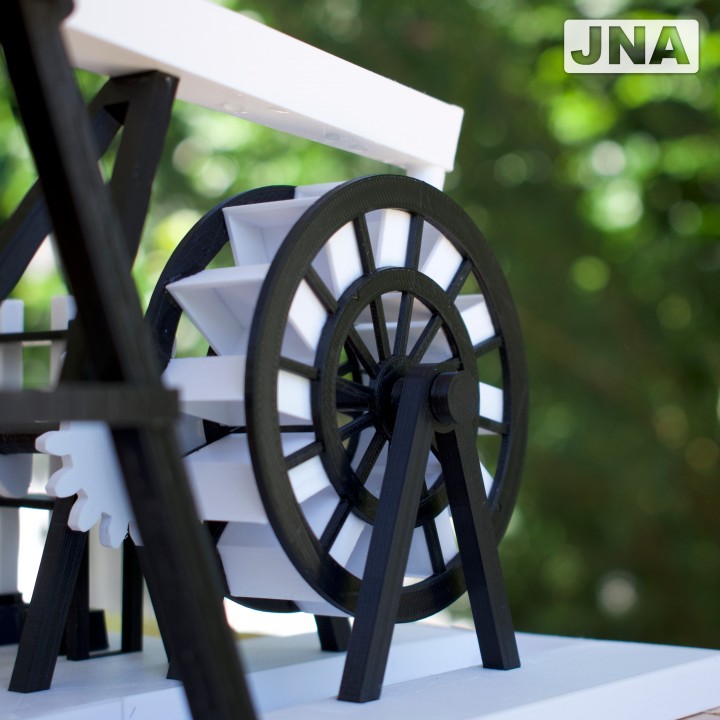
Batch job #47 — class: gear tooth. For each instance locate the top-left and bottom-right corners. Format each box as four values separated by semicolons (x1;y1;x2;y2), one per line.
36;430;69;456
46;467;81;498
68;495;100;533
100;513;127;549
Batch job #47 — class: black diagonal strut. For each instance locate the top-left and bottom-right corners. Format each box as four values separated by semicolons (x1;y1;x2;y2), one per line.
1;1;256;717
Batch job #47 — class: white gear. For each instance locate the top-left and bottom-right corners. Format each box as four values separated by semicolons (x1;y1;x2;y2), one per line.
37;422;141;548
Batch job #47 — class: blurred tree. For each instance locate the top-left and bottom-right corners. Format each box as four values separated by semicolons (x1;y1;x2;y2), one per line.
1;0;718;647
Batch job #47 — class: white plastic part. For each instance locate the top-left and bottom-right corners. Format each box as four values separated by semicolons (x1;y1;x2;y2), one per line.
312;222;363;298
62;0;463;185
375;209;411;268
163;355;246;425
287;455;332;504
479;382;504;425
224;197;318;267
0;300;32;499
420;235;463;291
167;265;268;356
50;296;77;384
457;295;495;346
217;522;338;612
184;434;267;523
37;422;139;548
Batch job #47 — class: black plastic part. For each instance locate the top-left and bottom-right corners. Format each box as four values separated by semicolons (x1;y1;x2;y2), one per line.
121;540;143;653
339;370;437;702
0;593;25;646
1;2;255;717
436;424;520;670
315;616;351;652
339;369;519;702
245;175;528;622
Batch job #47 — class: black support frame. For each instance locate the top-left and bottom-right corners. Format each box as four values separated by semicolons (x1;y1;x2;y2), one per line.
0;1;256;717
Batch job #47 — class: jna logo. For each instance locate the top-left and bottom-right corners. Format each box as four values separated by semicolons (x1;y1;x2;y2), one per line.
564;20;699;74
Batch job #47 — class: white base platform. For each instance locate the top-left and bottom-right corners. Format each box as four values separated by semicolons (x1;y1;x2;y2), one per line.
1;625;719;719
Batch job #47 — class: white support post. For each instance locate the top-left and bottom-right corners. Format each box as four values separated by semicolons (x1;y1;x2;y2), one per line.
0;300;31;596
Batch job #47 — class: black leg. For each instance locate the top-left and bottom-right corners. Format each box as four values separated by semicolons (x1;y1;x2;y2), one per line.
9;499;87;692
121;539;144;653
436;423;520;670
338;370;436;703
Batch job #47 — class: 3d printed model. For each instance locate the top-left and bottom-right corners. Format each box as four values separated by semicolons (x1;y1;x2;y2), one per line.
0;0;528;717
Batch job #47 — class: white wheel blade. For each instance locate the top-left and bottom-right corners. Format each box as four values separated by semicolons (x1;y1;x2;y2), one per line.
314;222;363;297
287;455;331;503
277;370;312;423
329;512;366;566
218;522;334;607
479;381;504;425
345;525;372;577
375;209;411;268
436;508;458;563
0;299;32;498
285;279;328;359
167;265;268;356
223;196;317;267
457;294;495;346
163;355;246;425
174;413;206;455
420;235;462;290
480;461;494;495
406;526;432;577
301;486;342;538
185;435;265;523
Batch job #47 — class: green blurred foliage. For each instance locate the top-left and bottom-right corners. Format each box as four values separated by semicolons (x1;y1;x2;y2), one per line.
2;0;719;647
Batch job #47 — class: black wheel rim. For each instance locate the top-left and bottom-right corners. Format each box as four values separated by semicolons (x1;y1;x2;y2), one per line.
246;175;528;621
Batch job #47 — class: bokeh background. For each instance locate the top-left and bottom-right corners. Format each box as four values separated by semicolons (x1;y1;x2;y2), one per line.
1;0;718;647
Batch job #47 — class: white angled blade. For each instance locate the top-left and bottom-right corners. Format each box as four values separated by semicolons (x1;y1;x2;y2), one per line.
223;196;317;266
287;454;332;503
184;434;266;523
420;235;462;290
457;294;495;346
285;279;328;361
277;370;312;423
313;222;363;297
163;355;246;425
329;512;366;566
0;300;32;498
345;524;372;577
480;461;494;495
218;522;335;609
167;264;268;356
479;381;504;424
375;209;411;268
301;486;342;538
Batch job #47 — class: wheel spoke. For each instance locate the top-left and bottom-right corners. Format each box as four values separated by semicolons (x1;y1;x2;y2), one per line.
408;313;443;362
305;265;339;313
336;377;373;413
286;440;324;470
320;500;351;549
346;328;379;377
339;413;374;441
446;258;473;303
279;356;319;380
393;292;414;356
354;214;376;274
477;415;508;435
423;519;447;574
355;431;386;484
474;335;503;357
405;214;423;270
369;297;391;361
279;424;316;433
